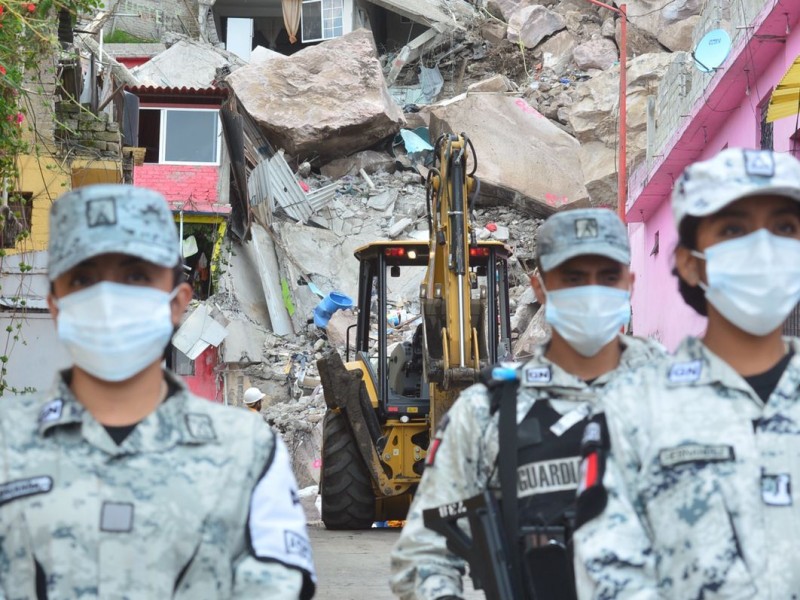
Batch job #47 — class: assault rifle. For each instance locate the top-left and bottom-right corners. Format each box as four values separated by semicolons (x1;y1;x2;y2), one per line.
423;491;577;600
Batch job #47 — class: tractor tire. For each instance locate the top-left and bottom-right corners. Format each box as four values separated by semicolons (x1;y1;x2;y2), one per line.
321;409;376;530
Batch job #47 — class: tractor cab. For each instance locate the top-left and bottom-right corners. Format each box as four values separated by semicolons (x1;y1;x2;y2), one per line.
345;240;513;423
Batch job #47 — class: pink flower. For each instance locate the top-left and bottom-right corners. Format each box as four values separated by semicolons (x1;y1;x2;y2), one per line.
15;113;24;124
26;3;36;12
0;65;5;76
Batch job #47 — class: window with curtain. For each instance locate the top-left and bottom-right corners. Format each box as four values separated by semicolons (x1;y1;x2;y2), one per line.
301;0;344;43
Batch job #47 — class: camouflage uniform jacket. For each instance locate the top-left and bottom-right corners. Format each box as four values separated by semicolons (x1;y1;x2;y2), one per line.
574;336;800;599
0;371;316;599
389;335;664;600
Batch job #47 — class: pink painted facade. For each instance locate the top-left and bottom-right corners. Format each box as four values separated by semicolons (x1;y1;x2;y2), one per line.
183;346;222;402
627;2;800;350
133;163;229;214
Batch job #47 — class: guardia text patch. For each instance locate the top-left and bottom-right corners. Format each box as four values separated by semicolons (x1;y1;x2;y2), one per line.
659;444;734;467
517;456;581;498
0;476;53;506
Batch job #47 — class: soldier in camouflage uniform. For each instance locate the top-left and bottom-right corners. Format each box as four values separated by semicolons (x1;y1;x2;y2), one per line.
389;209;664;600
0;185;315;599
573;148;800;598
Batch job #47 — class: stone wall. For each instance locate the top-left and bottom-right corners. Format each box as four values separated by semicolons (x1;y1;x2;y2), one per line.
55;103;122;157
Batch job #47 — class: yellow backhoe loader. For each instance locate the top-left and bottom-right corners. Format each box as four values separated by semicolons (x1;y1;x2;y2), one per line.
317;133;513;528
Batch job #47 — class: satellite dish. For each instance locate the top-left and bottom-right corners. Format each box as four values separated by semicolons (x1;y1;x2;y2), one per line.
693;29;732;73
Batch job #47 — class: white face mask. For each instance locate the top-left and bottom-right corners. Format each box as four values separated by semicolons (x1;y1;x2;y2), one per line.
693;229;800;336
542;283;631;357
56;281;178;382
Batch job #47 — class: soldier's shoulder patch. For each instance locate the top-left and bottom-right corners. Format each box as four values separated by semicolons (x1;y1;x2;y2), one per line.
185;413;217;442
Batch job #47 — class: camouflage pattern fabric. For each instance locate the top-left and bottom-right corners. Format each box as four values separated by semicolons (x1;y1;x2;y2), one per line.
0;370;315;599
574;336;800;599
389;335;664;600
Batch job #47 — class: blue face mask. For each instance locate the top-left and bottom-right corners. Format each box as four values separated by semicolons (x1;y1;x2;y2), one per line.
56;281;178;382
543;284;631;357
692;229;800;335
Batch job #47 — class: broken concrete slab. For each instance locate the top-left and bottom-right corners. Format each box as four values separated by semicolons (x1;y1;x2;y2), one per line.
363;0;469;29
221;319;268;364
467;74;517;93
507;5;566;49
321;150;397;180
227;29;405;161
367;189;399;211
132;38;244;88
388;217;413;238
428;93;588;218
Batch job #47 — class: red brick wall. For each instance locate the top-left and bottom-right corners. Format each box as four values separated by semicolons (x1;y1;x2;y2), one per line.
134;164;220;210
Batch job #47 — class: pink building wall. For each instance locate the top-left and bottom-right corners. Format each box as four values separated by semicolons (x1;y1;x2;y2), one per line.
630;9;800;349
133;164;223;212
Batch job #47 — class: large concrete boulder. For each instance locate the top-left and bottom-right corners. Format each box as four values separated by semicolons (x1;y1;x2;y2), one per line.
227;29;405;160
539;31;578;74
487;0;555;21
507;5;566;49
657;15;701;51
428;93;588;218
566;52;680;203
573;38;618;70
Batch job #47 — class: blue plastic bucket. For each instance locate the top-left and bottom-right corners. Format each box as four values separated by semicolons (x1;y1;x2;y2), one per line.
313;291;354;328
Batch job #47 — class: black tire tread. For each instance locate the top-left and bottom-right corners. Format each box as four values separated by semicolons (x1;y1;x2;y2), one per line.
321;410;376;530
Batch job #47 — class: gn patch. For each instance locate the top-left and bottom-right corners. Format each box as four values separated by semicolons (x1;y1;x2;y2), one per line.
659;444;734;467
524;366;552;385
0;476;53;507
39;399;63;424
667;360;702;384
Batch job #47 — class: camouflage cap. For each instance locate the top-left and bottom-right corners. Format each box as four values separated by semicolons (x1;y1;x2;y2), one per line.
48;184;180;281
672;148;800;230
535;208;630;272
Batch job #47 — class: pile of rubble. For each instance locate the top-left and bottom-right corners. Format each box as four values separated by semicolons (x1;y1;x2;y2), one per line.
105;0;708;493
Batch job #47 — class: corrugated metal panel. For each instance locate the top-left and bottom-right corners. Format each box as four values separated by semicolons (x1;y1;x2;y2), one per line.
247;151;338;224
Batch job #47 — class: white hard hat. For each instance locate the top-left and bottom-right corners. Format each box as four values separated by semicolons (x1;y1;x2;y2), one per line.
243;387;266;405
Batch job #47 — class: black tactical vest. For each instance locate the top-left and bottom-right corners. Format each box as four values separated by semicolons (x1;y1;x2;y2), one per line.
515;397;587;531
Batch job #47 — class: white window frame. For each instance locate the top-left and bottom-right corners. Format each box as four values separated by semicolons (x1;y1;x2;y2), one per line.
147;107;222;166
301;0;344;43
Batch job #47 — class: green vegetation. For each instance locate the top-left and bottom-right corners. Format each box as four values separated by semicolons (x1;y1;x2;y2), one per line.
103;29;157;44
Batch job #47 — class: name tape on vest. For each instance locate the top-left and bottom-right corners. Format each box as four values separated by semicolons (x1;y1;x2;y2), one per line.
518;456;582;498
659;444;734;467
667;360;702;383
0;476;53;506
